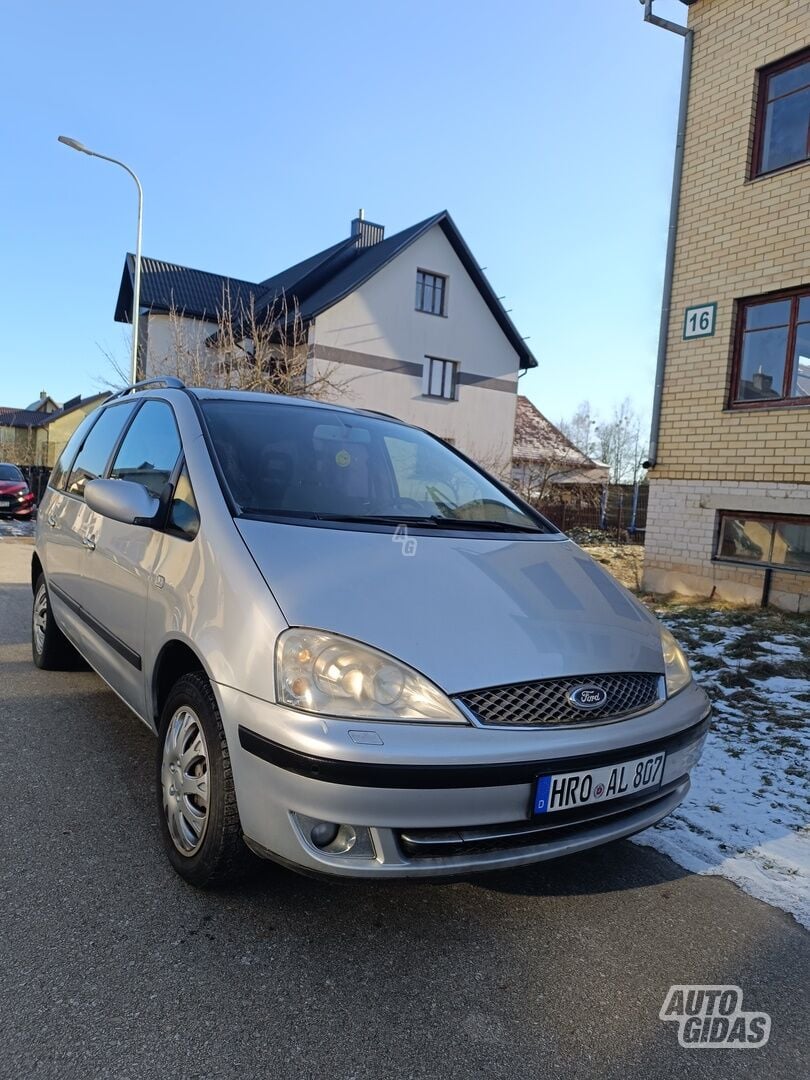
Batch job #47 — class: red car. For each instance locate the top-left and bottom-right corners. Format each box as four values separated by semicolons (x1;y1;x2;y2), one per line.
0;463;35;519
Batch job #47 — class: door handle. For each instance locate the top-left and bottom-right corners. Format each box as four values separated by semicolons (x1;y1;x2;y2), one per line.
82;535;96;551
47;513;57;528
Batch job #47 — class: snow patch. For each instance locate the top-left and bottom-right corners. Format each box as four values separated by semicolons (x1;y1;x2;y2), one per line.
632;611;810;930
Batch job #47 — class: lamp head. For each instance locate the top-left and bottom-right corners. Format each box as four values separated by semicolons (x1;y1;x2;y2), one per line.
58;135;92;155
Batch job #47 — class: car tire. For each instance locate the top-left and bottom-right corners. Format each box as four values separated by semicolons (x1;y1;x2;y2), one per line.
32;573;86;670
156;671;254;887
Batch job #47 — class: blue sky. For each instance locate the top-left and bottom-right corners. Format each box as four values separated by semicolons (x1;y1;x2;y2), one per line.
0;0;689;424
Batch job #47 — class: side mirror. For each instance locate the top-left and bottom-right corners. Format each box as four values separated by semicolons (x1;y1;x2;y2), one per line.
85;478;161;526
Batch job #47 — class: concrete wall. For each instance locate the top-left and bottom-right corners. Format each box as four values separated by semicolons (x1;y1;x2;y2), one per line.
310;224;520;471
644;0;810;608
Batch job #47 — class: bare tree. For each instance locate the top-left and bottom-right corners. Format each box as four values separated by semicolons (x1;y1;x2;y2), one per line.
164;288;351;400
11;424;41;467
558;400;598;459
594;398;647;485
100;287;353;401
511;451;603;504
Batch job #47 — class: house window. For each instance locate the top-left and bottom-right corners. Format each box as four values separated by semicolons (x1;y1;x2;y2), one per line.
416;270;447;316
731;288;810;406
753;48;810;177
423;357;458;400
715;512;810;573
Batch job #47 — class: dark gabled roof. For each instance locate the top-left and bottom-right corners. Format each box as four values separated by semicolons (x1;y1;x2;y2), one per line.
114;212;537;369
253;237;356;309
114;255;258;323
0;392;109;429
293;215;442;322
0;407;50;428
295;213;537;368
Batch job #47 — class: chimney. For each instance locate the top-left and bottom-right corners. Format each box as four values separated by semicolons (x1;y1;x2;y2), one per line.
351;208;384;248
39;390;47;400
752;370;774;394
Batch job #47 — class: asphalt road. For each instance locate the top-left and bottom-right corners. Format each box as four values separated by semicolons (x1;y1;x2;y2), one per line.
1;541;807;1080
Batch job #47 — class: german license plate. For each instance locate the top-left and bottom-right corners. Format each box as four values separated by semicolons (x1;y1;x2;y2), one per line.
534;751;666;814
0;500;9;508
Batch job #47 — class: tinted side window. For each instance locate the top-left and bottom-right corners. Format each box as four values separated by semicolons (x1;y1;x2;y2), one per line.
110;401;181;498
49;411;100;491
66;403;138;498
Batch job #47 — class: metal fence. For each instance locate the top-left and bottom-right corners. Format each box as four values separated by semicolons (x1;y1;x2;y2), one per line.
537;483;648;543
17;465;52;503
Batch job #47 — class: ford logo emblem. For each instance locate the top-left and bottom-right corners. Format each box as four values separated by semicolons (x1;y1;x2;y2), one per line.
567;684;608;711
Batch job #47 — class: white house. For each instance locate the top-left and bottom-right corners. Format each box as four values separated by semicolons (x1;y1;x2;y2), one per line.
114;211;537;470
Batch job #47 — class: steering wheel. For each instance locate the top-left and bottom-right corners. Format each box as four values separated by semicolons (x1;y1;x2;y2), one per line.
391;498;425;515
425;484;459;516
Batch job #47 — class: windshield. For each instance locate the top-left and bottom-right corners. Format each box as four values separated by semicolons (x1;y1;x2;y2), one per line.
201;400;549;533
0;465;24;482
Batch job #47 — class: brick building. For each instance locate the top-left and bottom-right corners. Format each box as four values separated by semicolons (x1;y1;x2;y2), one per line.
643;0;810;611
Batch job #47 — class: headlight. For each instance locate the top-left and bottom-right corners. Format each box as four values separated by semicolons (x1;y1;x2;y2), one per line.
660;626;692;697
275;628;467;723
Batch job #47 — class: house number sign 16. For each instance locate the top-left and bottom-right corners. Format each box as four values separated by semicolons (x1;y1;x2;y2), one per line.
683;303;717;340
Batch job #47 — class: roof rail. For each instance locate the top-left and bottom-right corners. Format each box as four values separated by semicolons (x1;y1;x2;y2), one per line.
108;376;186;401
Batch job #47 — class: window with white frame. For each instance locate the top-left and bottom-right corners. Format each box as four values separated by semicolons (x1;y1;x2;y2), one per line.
715;512;810;572
415;270;447;316
423;357;459;400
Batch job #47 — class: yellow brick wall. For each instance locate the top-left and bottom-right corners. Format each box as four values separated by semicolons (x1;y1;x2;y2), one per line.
655;0;810;483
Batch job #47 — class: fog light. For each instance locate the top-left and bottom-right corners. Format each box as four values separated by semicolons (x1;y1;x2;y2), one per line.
293;814;376;858
310;821;340;848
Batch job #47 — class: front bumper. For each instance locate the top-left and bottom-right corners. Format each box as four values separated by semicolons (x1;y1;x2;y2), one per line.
0;493;35;517
216;680;710;879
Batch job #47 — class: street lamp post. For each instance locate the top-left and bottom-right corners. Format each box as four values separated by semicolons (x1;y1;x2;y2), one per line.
58;136;144;384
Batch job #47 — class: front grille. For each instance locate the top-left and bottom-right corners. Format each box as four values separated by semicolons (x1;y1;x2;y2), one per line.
456;672;662;728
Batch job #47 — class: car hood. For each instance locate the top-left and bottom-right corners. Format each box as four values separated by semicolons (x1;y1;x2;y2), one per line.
236;520;665;694
0;481;26;495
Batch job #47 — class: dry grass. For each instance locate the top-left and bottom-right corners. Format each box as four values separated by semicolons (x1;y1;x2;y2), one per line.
579;542;645;592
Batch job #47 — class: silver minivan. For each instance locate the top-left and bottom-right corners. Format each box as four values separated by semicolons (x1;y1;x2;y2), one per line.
32;379;710;886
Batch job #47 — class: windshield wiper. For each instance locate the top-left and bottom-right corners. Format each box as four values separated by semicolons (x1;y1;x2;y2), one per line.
240;507;320;519
318;513;540;533
315;513;443;527
428;517;541;533
239;509;541;533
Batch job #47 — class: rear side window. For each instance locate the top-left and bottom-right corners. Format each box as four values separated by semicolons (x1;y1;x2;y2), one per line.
66;403;137;498
49;411;100;491
110;401;181;498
